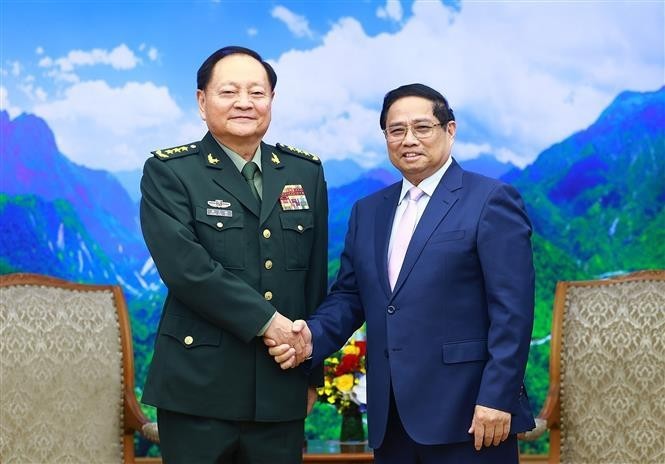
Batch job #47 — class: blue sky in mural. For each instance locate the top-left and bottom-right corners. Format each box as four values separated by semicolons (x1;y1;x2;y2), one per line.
1;0;663;172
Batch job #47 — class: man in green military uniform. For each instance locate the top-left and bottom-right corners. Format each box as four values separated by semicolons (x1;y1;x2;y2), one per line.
140;46;327;463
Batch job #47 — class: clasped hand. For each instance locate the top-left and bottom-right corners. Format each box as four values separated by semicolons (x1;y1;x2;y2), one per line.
262;315;311;369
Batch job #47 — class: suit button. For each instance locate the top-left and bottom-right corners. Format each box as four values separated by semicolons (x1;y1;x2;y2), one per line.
264;291;273;301
216;222;223;229
184;336;194;346
387;305;396;314
297;224;304;232
263;229;271;239
264;260;273;270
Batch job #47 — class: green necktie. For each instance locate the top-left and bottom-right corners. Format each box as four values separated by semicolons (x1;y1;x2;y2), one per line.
241;161;261;203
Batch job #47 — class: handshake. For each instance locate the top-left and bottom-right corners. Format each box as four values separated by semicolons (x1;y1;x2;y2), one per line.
262;312;313;369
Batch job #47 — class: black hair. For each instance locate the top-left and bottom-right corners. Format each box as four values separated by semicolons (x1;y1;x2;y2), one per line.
196;46;277;91
379;83;455;129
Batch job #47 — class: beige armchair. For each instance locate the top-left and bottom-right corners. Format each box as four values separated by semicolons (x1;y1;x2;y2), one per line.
520;270;665;463
0;273;158;463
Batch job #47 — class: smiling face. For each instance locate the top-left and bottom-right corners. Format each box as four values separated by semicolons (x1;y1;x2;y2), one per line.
385;96;456;186
196;53;273;155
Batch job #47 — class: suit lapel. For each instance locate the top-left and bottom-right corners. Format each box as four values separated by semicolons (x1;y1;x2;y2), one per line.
391;161;464;297
259;143;287;226
375;182;402;298
201;133;260;218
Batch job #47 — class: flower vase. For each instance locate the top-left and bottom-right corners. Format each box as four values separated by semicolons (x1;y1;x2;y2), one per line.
339;403;365;452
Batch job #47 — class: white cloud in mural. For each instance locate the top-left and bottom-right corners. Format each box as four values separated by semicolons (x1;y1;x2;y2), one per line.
32;80;202;171
10;61;22;76
376;0;403;23
17;75;48;103
33;87;47;102
0;86;22;118
40;44;140;73
271;5;314;38
140;43;159;61
268;0;663;167
38;56;53;67
453;142;492;161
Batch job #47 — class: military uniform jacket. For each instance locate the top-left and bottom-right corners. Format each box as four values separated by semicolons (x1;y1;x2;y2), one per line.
140;132;327;422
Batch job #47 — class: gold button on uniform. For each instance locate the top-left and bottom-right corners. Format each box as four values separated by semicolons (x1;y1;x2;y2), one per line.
263;229;271;239
264;291;273;301
297;225;304;232
264;260;273;270
216;222;224;229
184;336;194;346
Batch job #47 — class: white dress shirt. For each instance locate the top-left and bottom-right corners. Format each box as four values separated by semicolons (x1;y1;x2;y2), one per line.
387;156;454;259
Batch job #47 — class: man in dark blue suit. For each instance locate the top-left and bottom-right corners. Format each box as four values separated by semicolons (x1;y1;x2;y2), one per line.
267;83;535;463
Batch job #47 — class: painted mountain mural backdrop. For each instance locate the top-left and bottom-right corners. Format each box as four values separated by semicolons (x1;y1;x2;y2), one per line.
1;87;663;454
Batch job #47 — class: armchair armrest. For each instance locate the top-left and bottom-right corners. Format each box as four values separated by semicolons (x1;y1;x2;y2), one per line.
124;388;159;443
141;422;160;443
519;418;548;441
518;383;560;442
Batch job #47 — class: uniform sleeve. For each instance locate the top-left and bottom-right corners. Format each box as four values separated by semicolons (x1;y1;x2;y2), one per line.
475;183;535;413
304;164;328;386
140;157;275;342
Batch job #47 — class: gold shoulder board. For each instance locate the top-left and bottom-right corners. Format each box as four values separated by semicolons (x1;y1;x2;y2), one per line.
151;143;199;161
275;143;321;164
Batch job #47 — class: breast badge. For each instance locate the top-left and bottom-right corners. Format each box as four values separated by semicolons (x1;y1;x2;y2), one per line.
279;185;309;210
206;200;232;217
207;200;231;208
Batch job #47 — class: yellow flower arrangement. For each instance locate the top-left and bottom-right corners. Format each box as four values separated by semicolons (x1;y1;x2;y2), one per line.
317;339;367;414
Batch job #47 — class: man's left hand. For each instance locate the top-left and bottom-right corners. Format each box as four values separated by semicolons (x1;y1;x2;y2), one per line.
467;404;511;450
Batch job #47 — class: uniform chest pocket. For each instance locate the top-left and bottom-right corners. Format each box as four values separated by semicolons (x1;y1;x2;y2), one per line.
280;212;314;270
195;206;245;269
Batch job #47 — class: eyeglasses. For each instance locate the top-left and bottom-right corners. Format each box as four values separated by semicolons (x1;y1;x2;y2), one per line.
383;121;446;142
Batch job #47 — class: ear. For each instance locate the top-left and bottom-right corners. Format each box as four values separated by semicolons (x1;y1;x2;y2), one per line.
447;120;457;138
196;89;206;121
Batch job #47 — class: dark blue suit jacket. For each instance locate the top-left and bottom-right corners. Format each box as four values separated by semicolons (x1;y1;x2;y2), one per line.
308;160;535;448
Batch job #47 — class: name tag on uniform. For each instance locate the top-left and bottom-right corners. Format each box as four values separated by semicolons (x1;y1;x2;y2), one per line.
280;184;309;210
207;208;233;217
